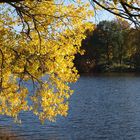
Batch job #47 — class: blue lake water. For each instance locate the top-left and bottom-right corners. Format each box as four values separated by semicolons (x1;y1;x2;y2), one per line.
1;73;140;140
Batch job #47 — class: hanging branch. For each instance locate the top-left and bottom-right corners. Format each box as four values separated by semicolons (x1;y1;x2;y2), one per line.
90;0;140;28
0;0;23;2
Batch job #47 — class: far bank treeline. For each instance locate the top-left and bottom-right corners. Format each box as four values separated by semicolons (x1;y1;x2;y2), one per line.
74;19;140;73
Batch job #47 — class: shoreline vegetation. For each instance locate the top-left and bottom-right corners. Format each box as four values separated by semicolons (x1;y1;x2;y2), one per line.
76;62;140;74
75;62;140;75
78;71;140;77
74;19;140;74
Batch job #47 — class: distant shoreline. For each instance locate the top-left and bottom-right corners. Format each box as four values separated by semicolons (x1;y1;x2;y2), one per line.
77;67;140;74
79;71;140;77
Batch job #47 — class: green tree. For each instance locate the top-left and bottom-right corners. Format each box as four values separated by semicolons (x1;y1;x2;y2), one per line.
128;29;140;70
74;19;132;72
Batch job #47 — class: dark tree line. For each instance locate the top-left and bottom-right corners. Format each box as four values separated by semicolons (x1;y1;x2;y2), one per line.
74;19;140;73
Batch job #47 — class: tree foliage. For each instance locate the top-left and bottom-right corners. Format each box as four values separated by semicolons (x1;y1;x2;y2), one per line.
0;0;139;123
0;0;93;123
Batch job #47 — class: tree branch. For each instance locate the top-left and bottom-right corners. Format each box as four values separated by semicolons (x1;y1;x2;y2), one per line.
0;0;23;2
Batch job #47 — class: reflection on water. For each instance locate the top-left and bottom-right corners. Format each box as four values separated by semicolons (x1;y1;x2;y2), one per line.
1;73;140;140
0;127;22;140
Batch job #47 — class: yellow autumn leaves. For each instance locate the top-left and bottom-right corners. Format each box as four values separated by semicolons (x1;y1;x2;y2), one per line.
0;0;94;123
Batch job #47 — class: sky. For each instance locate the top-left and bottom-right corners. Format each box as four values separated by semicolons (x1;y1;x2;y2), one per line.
92;10;115;23
87;1;115;24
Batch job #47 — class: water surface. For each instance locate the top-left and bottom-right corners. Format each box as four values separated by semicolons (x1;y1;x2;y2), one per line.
1;73;140;140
